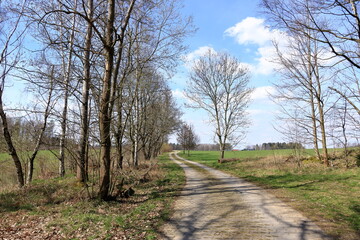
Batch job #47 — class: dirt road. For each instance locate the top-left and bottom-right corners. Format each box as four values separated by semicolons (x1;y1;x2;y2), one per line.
160;152;331;240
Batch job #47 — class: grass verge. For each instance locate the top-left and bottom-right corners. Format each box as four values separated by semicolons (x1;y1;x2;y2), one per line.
179;150;360;240
0;153;185;239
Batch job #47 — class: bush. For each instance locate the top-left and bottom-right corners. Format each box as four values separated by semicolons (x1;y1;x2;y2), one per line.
355;153;360;167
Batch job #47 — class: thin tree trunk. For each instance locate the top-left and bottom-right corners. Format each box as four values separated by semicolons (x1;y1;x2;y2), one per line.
115;115;124;169
27;68;54;183
59;0;77;177
315;64;329;166
0;0;26;187
306;36;321;161
318;108;329;166
0;95;24;187
78;0;93;183
112;0;136;169
310;91;321;160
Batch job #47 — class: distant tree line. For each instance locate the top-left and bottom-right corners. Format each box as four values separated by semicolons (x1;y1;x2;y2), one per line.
170;143;233;151
245;142;304;151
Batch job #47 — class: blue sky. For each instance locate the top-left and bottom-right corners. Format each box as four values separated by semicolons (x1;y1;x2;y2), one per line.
169;0;285;147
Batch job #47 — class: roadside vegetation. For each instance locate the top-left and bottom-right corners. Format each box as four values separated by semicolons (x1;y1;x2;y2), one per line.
178;150;360;240
0;153;184;239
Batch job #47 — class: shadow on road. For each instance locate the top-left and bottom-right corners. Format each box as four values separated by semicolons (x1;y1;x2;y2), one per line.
159;152;332;240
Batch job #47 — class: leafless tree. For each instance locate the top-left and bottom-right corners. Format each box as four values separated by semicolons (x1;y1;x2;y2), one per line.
177;123;199;156
0;0;28;187
185;50;252;159
77;0;93;183
262;0;332;165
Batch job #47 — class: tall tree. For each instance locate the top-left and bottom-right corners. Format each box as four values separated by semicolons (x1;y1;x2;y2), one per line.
185;50;252;159
98;0;136;200
77;0;93;183
0;0;27;187
262;0;334;165
57;0;78;178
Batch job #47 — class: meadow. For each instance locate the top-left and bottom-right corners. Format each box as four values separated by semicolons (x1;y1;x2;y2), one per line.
178;149;360;240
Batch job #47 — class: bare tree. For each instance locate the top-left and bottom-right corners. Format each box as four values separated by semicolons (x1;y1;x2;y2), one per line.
185;50;252;159
0;0;27;187
77;0;93;183
177;123;199;156
262;0;360;153
262;0;332;165
58;0;78;178
24;66;56;183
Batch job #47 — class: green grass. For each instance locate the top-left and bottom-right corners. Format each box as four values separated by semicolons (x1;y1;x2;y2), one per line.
178;150;360;240
0;153;185;239
0;150;61;191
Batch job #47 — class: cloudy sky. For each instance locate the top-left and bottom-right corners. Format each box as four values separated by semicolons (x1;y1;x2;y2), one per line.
169;0;285;147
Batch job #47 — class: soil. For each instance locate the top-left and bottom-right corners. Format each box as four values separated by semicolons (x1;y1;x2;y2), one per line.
160;152;332;240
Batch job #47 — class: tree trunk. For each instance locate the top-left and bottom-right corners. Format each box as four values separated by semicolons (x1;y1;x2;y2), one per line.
310;92;321;161
319;110;329;166
0;96;24;187
220;143;225;159
99;0;115;200
59;0;77;177
313;45;329;166
78;0;93;183
306;37;321;162
27;72;53;183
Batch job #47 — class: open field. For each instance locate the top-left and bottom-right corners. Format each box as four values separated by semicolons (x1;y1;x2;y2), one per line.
178;150;360;240
0;153;185;239
0;150;60;191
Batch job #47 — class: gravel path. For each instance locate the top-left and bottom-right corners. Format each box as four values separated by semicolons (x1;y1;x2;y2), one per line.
160;152;331;240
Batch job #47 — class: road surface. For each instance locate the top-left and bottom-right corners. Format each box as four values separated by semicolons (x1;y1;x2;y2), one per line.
160;152;331;240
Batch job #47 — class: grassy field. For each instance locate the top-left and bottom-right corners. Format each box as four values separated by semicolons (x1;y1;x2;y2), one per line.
0;153;185;239
0;150;61;191
178;150;360;240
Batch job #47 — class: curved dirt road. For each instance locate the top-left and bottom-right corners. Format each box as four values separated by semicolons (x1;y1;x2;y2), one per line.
160;152;331;240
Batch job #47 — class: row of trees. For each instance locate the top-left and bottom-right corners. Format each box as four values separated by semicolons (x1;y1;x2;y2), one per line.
170;143;233;151
1;0;193;199
262;0;360;166
246;142;304;151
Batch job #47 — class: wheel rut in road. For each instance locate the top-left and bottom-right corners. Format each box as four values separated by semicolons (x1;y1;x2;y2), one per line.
160;152;331;240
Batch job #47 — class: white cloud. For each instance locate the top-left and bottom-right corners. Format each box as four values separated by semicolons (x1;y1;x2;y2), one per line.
251;86;276;101
225;17;289;75
255;46;279;75
240;62;255;73
183;46;216;64
172;89;186;100
225;17;273;46
225;17;287;47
